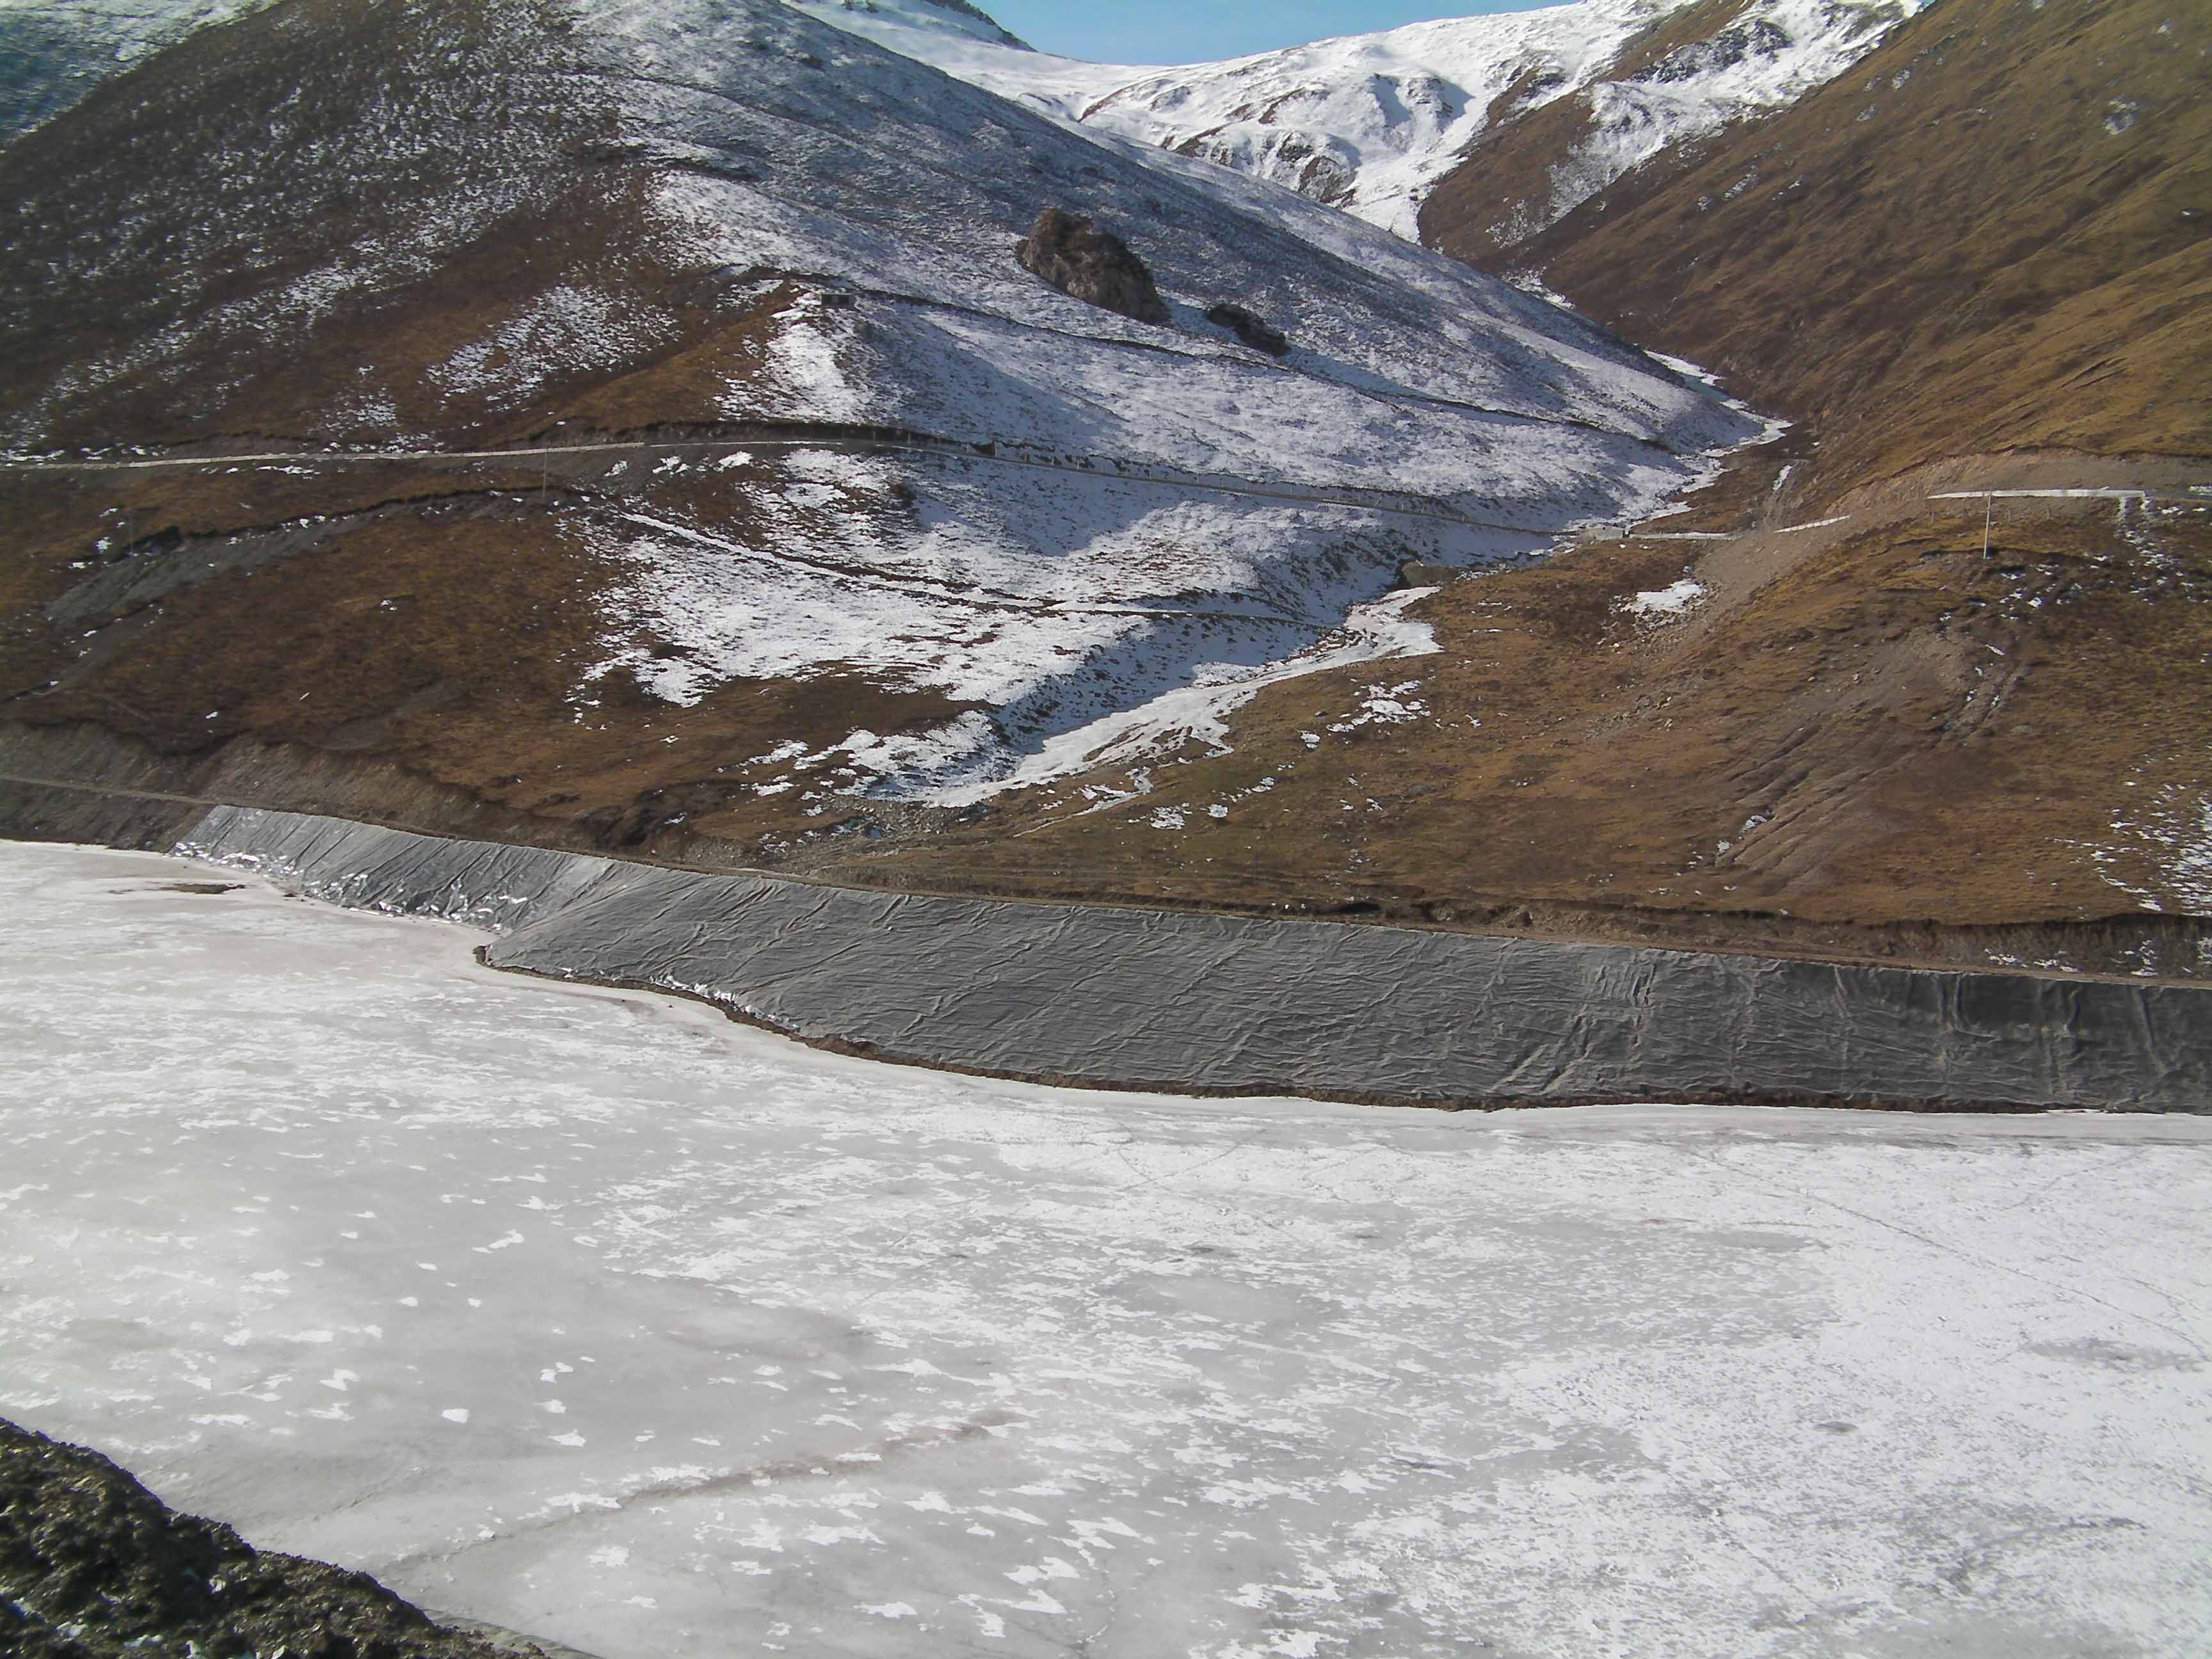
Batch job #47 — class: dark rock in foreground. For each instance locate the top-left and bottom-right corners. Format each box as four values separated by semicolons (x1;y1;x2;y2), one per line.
1016;207;1171;324
0;1416;534;1659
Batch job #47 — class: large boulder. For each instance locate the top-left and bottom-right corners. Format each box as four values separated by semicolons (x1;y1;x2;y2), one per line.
1015;207;1170;325
1205;301;1290;356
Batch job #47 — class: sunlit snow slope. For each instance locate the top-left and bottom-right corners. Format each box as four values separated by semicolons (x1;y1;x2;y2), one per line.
796;0;1934;241
1;0;1757;812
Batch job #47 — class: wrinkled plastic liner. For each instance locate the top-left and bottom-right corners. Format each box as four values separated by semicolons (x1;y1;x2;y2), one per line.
176;805;2211;1112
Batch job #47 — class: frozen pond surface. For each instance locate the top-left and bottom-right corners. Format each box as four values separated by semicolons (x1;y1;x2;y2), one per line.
1;841;2208;1659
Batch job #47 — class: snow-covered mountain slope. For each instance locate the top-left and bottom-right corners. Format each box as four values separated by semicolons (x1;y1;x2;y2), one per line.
2;0;1759;817
0;0;1025;152
8;0;1937;248
796;0;1934;242
0;0;277;143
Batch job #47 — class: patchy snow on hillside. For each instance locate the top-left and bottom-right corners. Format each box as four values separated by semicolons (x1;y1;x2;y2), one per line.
431;285;675;407
798;0;1934;241
574;446;1470;797
2085;781;2212;926
1520;0;1937;240
599;0;1723;445
7;0;1768;807
856;581;1445;806
805;0;1031;49
5;0;584;446
6;844;2210;1659
554;0;1761;799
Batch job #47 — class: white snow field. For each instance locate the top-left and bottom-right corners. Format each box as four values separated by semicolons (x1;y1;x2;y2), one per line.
3;838;2209;1659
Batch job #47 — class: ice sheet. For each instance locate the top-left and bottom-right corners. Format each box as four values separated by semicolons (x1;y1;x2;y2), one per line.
2;840;2209;1659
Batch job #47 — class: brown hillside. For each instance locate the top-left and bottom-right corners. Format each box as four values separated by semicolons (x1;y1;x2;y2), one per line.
840;469;2212;979
3;0;2208;986
1423;0;2212;504
855;0;2212;959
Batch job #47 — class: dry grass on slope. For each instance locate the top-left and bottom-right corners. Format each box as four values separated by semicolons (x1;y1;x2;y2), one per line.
1424;0;2212;505
0;0;804;455
843;488;2212;979
15;455;2207;979
0;455;972;862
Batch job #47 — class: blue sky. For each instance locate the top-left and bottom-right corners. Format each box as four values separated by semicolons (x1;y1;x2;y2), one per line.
982;1;1562;65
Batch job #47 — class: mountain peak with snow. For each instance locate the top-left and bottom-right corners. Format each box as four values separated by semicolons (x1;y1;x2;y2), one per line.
799;0;1936;241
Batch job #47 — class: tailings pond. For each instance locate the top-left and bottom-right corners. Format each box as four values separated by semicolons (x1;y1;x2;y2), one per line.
2;840;2207;1658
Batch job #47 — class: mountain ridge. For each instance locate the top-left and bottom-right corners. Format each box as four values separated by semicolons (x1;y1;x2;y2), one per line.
794;0;1935;240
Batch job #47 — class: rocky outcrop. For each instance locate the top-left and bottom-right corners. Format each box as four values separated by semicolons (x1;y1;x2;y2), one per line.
1015;207;1170;325
1205;303;1290;356
915;0;1030;49
0;1415;534;1659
